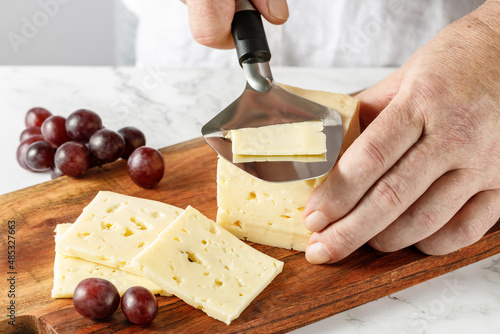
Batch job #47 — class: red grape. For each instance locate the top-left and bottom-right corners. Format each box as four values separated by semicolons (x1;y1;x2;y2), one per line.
89;129;125;164
20;126;42;142
54;141;90;177
41;115;71;148
17;135;45;171
127;147;164;188
25;107;52;128
73;278;120;320
118;127;146;159
25;141;55;172
121;286;158;325
66;109;102;142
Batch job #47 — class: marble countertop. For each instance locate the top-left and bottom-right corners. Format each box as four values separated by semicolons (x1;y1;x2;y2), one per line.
1;66;498;333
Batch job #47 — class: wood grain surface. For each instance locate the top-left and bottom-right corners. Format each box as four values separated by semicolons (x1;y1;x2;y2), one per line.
1;137;499;334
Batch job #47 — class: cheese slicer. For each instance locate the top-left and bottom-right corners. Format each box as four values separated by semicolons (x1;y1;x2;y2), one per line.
201;0;343;182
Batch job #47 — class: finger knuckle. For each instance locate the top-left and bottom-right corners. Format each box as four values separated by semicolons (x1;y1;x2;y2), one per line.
357;137;388;173
370;178;406;212
409;205;442;232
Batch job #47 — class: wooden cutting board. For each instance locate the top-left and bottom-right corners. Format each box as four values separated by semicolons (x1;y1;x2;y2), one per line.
1;137;499;334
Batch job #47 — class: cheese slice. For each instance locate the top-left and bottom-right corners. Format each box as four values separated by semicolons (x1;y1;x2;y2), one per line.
217;84;360;251
52;223;167;298
131;206;284;325
226;120;326;159
232;153;327;163
56;191;183;274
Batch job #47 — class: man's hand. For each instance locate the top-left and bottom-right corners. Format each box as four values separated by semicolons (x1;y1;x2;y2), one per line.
181;0;289;49
303;0;500;264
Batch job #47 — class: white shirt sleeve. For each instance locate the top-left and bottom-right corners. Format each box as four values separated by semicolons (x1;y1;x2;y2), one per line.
127;0;484;68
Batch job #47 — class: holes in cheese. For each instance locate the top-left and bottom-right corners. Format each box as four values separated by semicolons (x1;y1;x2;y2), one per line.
56;191;183;274
52;223;166;298
131;205;283;325
130;217;148;230
123;227;134;237
100;222;114;230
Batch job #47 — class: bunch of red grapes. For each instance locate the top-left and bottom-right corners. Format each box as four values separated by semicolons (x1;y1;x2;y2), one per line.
17;107;165;188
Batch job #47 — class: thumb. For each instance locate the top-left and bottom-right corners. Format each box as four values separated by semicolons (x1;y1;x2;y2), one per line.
252;0;289;25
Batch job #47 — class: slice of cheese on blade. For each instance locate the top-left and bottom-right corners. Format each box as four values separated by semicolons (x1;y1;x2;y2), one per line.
232;153;327;163
226;120;326;159
216;84;360;251
56;191;183;275
278;83;360;157
131;206;284;325
52;223;168;298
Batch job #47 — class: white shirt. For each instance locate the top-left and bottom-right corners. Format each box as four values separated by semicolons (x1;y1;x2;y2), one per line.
123;0;484;68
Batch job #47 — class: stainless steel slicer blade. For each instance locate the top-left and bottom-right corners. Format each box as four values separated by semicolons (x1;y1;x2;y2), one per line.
201;0;343;182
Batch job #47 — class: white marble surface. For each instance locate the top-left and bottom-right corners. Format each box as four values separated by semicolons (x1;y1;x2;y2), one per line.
1;66;499;333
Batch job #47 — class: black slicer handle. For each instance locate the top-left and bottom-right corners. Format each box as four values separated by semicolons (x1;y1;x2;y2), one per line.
231;0;271;66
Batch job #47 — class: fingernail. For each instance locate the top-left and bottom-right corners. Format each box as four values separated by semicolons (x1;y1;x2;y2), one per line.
267;0;289;20
306;242;331;264
304;211;330;232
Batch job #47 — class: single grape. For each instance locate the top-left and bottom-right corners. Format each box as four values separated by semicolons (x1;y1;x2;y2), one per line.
66;109;102;142
118;126;146;159
25;141;55;172
25;107;52;128
20;126;42;142
121;286;158;326
73;278;120;320
88;129;125;164
127;147;164;188
54;142;90;177
16;135;44;171
41;115;71;148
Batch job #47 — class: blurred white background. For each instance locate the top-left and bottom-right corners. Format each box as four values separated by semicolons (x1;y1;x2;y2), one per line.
0;0;136;66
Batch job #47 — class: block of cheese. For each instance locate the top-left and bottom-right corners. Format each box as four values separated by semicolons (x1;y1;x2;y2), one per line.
52;223;167;298
217;84;360;251
131;206;284;325
226;120;326;159
56;191;183;275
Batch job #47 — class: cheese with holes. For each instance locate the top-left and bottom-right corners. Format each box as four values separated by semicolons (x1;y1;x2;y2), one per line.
216;84;360;251
131;206;284;325
226;120;326;159
52;223;166;298
56;191;183;275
